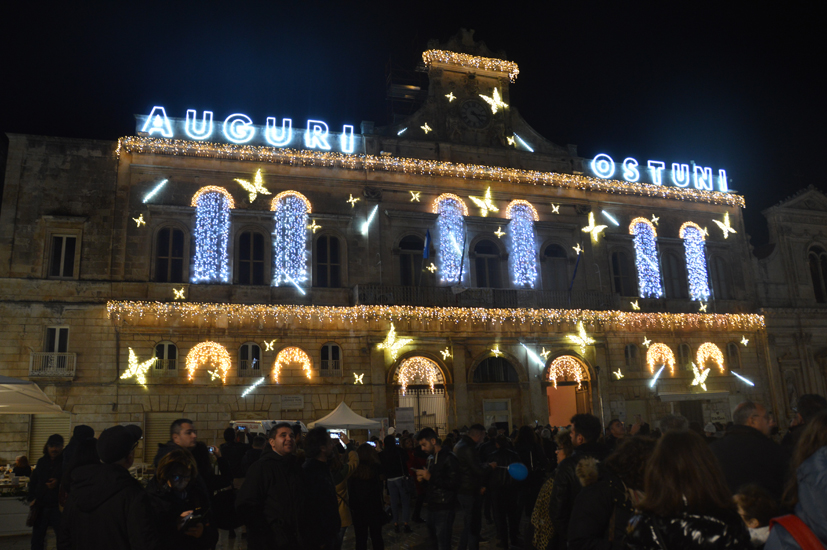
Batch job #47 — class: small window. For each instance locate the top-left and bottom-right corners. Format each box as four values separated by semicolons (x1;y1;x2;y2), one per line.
239;342;261;376
624;344;640;371
612;250;636;296
238;231;266;285
473;357;519;383
474;239;503;288
678;343;693;371
156;227;185;283
808;247;827;303
49;236;77;278
399;235;424;286
315;235;342;288
709;256;730;300
662;251;688;299
154;342;177;370
45;326;69;353
543;244;569;291
727;342;741;370
320;343;342;376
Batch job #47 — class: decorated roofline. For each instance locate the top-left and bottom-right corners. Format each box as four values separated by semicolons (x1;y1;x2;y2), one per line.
422;49;520;82
117;136;745;208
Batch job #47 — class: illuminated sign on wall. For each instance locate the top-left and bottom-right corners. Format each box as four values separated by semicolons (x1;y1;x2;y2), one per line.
589;153;729;193
137;106;361;154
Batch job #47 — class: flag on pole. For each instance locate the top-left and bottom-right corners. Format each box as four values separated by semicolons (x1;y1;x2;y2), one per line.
423;229;431;259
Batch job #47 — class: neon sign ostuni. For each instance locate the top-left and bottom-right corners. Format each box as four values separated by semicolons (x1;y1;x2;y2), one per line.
589;153;729;192
138;106;359;153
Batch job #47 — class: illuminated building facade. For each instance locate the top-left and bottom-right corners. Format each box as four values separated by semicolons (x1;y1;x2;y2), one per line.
0;32;779;461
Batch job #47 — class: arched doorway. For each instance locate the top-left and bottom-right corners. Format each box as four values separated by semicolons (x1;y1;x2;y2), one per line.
392;356;449;436
545;355;592;426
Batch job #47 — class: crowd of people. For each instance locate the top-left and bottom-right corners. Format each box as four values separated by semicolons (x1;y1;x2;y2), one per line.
19;393;827;550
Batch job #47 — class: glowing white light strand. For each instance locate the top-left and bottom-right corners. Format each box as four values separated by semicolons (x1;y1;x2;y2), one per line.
186;341;232;383
435;195;467;283
629;218;663;298
242;376;265;398
272;192;311;286
120;348;157;387
506;201;538;288
184;110;214;140
520;343;546;369
362;205;378;235
601;211;620;226
680;222;711;301
548;356;586;389
649;365;665;388
191;189;232;283
397;357;439;396
273;347;312;382
143;179;168;203
514;133;534;152
732;371;755;386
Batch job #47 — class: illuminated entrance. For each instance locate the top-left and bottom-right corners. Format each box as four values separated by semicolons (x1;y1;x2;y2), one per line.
393;356;449;436
545;355;592;426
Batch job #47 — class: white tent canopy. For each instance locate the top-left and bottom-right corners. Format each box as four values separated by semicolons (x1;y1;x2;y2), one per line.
0;376;64;414
308;401;380;430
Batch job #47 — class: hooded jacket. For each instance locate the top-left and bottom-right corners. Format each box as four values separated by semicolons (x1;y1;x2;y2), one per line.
454;435;489;495
28;453;62;508
624;508;752;550
145;473;217;550
57;463;160;550
709;424;789;501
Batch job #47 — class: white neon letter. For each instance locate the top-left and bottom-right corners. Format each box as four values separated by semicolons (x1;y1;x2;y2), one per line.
718;169;728;192
184;110;214;140
222;113;256;144
647;161;665;185
693;165;713;191
671;163;690;187
141;106;173;138
340;125;355;154
265;117;293;147
622;157;640;182
591;154;615;179
305;120;331;150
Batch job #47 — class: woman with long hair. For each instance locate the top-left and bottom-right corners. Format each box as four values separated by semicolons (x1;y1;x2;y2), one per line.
27;434;63;550
530;429;574;550
625;430;751;549
348;443;385;550
514;425;549;513
765;409;827;549
380;435;413;533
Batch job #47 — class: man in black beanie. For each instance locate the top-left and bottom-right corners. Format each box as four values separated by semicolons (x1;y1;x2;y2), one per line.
58;425;160;550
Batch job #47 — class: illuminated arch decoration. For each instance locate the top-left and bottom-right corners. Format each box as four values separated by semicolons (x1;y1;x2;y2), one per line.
506;200;539;287
696;342;725;373
679;222;711;301
191;187;233;283
434;194;468;283
270;191;312;287
646;343;676;374
396;356;440;396
548;355;588;389
273;346;312;382
186;342;232;383
628;218;663;298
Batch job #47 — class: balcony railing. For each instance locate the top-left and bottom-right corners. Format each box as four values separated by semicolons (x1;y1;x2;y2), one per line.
320;360;341;377
354;285;615;310
153;359;177;371
29;353;76;377
238;359;262;377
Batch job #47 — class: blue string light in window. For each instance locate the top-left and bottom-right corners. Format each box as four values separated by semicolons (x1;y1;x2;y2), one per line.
629;218;663;298
433;194;468;284
680;222;711;301
506;200;539;288
271;191;311;287
191;187;233;283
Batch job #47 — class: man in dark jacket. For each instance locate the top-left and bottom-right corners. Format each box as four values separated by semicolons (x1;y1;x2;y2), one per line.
236;422;303;550
153;418;211;508
298;427;340;550
710;401;789;500
219;426;250;480
780;393;827;453
58;424;159;550
239;435;266;477
29;434;64;550
488;435;524;548
549;414;608;550
416;427;461;550
453;424;496;550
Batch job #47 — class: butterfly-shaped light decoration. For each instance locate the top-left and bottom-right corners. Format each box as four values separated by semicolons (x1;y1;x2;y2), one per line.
491;345;503;357
173;287;186;300
494;227;506;239
441;348;451;360
468;187;499;217
445;92;456;102
581;212;608;241
234;169;271;203
347;194;360;208
692;362;710;391
120;348;157;387
699;302;708;312
426;263;438;273
263;340;276;351
642;337;652;348
410;191;421;202
479;88;508;114
650;215;660;226
567;322;595;355
551;203;560;214
377;323;412;361
613;369;624;380
421;123;433;134
741;336;749;346
353;373;364;385
631;300;640;311
207;369;221;381
506;136;516;146
572;243;583;255
540;347;552;360
712;212;737;239
307;220;322;233
133;214;146;227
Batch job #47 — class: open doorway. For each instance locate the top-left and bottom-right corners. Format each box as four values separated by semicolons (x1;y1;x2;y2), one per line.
545;355;592;426
393;356;449;436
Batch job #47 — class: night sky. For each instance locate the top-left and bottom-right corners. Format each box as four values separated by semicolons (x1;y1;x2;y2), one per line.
2;2;823;245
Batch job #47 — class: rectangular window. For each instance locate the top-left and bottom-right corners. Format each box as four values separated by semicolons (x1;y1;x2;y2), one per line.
49;236;77;278
45;327;69;353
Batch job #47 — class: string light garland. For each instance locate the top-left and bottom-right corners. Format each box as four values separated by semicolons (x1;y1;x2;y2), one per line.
469;187;499;217
646;343;676;374
506;200;538;288
680;222;711;301
732;371;755;386
271;191;311;287
548;356;586;388
422;49;520;82
691;362;710;391
186;341;232;383
435;194;467;284
143;179;168;203
234;169;271;203
377;323;412;361
273;346;312;382
696;342;725;373
629;218;664;298
191;188;232;283
568;322;595;355
650;365;666;388
120;348;157;387
712;212;737;239
173;288;186;300
118;136;745;207
133;214;146;228
353;373;364;384
397;356;439;396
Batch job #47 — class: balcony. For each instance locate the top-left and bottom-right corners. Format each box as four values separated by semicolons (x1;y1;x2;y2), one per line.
29;353;76;378
320;360;342;377
238;360;263;377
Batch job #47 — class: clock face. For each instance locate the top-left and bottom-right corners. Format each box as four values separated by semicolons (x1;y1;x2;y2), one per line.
460;100;490;129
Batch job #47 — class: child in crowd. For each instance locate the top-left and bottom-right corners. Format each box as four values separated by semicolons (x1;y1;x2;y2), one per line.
734;484;779;548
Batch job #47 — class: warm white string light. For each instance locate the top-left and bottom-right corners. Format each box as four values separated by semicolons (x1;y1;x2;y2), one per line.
186;341;232;383
506;200;539;288
646;343;676;374
191;187;232;283
629;218;663;298
271;191;311;287
120;348;157;387
548;355;586;389
397;356;439;396
273;347;312;382
434;194;467;284
696;342;725;373
680;222;711;301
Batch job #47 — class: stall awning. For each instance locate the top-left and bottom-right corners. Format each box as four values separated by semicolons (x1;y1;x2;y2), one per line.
308;402;380;430
0;376;64;414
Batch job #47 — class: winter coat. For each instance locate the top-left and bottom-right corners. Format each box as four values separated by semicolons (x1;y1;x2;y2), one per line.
239;447;263;477
454;435;488;495
348;463;385;525
28;453;62;508
765;446;827;550
425;447;461;509
153;441;212;509
235;446;302;550
219;441;250;478
298;458;341;548
710;424;789;501
145;475;218;550
58;463;160;550
333;451;359;528
625;508;752;550
380;445;408;479
487;447;523;495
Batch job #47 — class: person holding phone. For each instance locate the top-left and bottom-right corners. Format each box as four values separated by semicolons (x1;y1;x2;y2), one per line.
28;434;64;550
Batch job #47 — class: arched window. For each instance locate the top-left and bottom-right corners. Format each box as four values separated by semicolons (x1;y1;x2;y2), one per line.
680;222;711;301
399;235;425;286
727;342;741;370
315;235;341;288
625;344;640;371
473;357;519;383
808;246;827;303
155;227;185;283
611;250;636;296
239;342;261;377
474;239;503;288
628;218;663;298
543;244;569;291
506;200;539;288
320;342;342;376
662;251;688;299
709;256;730;300
237;231;266;285
678;343;693;371
271;191;311;287
154;341;177;371
191;187;233;283
434;194;467;284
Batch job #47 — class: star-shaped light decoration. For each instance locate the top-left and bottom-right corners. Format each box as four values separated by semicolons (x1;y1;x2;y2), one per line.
702;227;710;237
494;226;506;239
421;123;433;134
207;369;221;381
642;337;652;348
712;212;737;239
410;191;421;202
426;263;438;273
573;243;583;255
491;345;503;357
741;336;749;346
631;300;640;311
567;322;595;355
120;348;157;387
613;369;624;380
173;287;186;300
506;136;516;146
440;348;452;360
468;187;499;217
582;212;608;242
133;214;146;227
347;194;360;208
445;92;456;102
263;339;276;351
479;88;508;114
307;220;322;234
691;362;710;391
234;169;271;203
699;302;708;312
650;215;660;226
377;323;412;361
540;348;552;360
353;373;364;385
551;203;560;214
